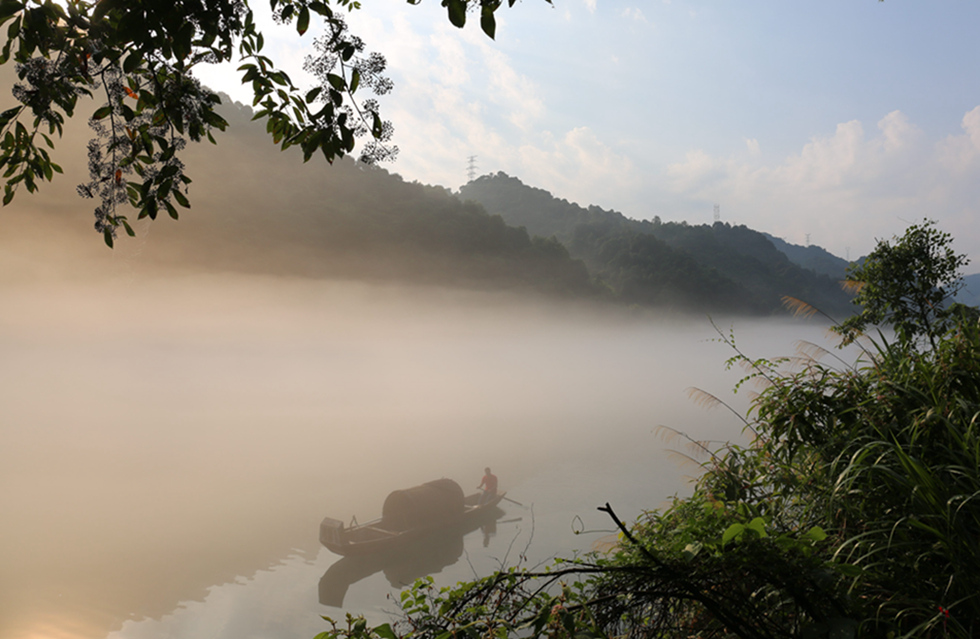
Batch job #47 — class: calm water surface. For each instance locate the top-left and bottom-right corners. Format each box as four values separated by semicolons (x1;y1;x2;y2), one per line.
1;273;841;639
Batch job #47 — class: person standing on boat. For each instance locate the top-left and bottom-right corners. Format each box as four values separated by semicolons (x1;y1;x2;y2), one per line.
478;467;498;505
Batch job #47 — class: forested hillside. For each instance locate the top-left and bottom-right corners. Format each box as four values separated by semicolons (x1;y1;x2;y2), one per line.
762;233;850;280
7;86;855;316
958;273;980;307
144;102;602;297
5;95;595;299
460;173;855;317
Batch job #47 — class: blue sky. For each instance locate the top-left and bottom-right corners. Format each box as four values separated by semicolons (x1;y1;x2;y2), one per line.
200;1;980;267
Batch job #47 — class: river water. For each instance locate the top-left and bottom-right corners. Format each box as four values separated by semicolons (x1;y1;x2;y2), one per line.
0;267;843;639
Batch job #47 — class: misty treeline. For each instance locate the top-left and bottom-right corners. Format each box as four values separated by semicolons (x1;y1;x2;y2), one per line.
169;105;856;315
9;93;592;296
313;227;980;638
460;173;855;316
12;88;861;316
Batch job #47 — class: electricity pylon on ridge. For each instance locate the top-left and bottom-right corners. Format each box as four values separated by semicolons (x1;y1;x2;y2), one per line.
466;155;478;182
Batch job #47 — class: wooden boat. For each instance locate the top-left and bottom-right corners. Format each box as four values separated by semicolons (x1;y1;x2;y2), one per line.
319;503;508;606
320;478;506;557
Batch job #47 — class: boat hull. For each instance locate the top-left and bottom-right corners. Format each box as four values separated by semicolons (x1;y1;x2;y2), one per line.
321;491;506;557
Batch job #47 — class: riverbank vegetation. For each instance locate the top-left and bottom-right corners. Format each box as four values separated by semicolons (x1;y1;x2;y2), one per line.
318;222;980;638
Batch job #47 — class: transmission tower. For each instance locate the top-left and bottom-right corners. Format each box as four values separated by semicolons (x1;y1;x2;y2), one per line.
805;233;811;247
713;204;720;223
466;155;478;182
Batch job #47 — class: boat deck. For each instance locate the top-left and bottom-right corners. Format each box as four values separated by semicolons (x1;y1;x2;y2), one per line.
320;485;506;556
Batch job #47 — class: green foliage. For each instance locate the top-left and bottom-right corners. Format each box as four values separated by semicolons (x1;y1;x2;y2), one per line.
836;220;970;349
571;224;760;313
0;0;544;245
315;226;980;638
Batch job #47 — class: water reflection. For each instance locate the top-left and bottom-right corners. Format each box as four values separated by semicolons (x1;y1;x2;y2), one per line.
319;505;510;607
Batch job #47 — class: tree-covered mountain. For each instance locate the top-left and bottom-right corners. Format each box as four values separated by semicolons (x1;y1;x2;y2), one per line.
567;221;762;313
5;95;596;299
761;233;850;280
957;273;980;307
164;108;597;298
459;173;856;317
7;87;857;316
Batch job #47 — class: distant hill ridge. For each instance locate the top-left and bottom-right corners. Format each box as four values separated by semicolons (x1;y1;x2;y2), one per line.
1;95;599;299
6;88;859;316
459;172;856;317
958;274;980;307
145;105;852;316
761;233;850;280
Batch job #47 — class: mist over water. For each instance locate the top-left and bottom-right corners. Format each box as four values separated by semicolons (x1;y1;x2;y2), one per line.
1;226;846;639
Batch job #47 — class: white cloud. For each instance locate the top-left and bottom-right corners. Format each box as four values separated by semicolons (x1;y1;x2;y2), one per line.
475;41;545;130
323;7;549;189
430;29;471;87
583;0;597;13
663;108;980;263
620;8;648;23
938;106;980;172
516;127;640;210
665;149;727;193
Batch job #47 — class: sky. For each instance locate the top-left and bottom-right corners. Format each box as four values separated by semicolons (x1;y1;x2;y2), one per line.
198;0;980;267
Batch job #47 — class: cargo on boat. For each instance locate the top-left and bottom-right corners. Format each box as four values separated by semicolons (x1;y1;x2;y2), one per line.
320;478;506;556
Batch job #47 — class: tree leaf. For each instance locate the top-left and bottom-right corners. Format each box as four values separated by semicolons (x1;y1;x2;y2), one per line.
297;6;310;35
721;523;744;546
804;526;827;543
834;563;864;578
373;623;396;639
305;86;322;103
327;73;346;92
445;0;466;28
480;9;496;39
174;21;194;60
0;0;23;26
745;517;767;538
0;106;21;127
682;542;702;560
122;52;142;73
173;189;190;208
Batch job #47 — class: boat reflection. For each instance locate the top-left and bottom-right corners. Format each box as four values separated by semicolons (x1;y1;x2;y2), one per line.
319;506;508;607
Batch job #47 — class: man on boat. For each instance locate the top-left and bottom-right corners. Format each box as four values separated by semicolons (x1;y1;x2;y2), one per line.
478;467;498;505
